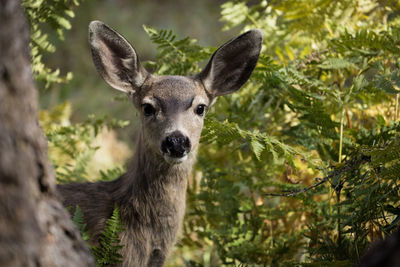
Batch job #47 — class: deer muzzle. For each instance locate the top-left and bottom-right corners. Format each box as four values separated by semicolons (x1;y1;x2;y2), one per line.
161;131;191;163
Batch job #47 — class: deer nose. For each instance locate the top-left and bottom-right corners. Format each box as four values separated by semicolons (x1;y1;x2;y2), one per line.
161;131;191;158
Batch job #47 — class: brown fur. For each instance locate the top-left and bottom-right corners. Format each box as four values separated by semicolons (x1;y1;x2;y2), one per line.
58;21;262;266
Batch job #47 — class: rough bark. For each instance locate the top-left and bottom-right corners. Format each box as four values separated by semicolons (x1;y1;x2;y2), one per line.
0;1;94;266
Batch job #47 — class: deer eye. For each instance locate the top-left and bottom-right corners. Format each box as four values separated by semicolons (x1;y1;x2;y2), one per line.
195;104;206;116
142;103;156;117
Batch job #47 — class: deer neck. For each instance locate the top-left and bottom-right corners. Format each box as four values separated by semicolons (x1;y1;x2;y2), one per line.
112;131;195;212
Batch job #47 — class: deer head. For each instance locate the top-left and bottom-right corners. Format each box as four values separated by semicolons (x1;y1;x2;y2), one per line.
88;21;262;165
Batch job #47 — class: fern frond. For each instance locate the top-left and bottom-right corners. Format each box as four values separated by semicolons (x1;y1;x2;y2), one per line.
318;58;357;70
22;0;79;87
375;75;400;94
91;205;125;266
143;25;211;75
98;167;125;182
331;28;400;56
72;206;90;241
202;117;307;165
220;1;250;30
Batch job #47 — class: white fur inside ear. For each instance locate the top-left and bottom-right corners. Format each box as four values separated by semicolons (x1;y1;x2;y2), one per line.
121;57;145;88
95;39;135;93
202;59;226;95
121;57;133;69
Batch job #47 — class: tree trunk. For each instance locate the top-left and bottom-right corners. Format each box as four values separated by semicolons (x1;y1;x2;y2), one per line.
0;1;94;266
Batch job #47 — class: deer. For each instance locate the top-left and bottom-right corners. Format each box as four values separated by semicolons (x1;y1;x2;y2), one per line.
57;20;262;267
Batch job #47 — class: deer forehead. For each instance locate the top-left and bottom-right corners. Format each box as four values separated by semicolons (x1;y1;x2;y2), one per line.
140;75;209;111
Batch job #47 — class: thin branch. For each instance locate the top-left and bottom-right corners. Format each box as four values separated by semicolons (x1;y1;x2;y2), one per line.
265;178;328;197
264;155;369;197
345;106;352;128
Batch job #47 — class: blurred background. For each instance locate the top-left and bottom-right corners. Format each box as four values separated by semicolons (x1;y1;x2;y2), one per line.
40;0;235;130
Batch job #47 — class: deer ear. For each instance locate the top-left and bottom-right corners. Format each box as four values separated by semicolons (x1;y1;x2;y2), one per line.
197;29;263;97
89;21;148;94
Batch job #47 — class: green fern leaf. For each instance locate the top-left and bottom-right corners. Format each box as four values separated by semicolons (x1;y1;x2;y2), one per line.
318;58;357;70
91;205;125;266
72;206;90;241
376;76;400;94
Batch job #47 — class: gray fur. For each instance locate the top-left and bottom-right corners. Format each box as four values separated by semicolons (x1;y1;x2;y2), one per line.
58;21;262;266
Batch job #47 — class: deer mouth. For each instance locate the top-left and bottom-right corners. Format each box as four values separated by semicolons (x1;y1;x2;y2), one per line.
163;153;188;165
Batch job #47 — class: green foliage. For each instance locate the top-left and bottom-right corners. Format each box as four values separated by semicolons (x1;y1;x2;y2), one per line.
72;206;90;241
202;116;307;163
22;0;79;87
143;25;212;75
39;102;129;183
73;205;125;266
150;1;400;266
98;166;126;182
92;205;125;266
